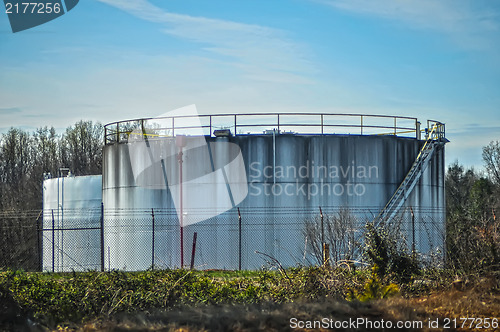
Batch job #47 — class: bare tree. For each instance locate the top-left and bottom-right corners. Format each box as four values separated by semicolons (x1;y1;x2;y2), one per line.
0;128;38;270
482;140;500;185
445;161;478;219
303;208;362;265
0;128;32;209
325;208;360;263
60;120;103;175
303;217;322;265
28;126;60;206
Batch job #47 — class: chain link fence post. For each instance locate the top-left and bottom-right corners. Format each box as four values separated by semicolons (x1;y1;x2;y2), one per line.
36;210;42;271
238;207;242;271
100;202;105;272
51;209;55;273
151;208;155;270
190;232;197;269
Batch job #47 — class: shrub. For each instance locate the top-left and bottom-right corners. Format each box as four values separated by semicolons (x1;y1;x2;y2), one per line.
364;222;420;283
347;265;399;302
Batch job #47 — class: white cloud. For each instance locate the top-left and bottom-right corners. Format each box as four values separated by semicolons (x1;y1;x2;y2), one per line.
0;107;22;114
315;0;500;50
96;0;315;82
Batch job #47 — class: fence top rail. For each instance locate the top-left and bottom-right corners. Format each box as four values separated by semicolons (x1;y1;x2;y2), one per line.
104;113;444;144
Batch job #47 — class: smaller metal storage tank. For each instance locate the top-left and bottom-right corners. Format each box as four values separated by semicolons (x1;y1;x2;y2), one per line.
42;175;102;272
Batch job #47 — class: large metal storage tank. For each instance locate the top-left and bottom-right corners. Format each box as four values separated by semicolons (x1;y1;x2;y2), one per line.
103;113;446;270
42;175;102;272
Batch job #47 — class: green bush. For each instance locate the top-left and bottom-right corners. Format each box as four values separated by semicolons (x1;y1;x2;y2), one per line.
364;222;420;283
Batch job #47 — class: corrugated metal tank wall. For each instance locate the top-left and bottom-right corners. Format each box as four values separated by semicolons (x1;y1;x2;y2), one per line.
102;143;177;271
103;134;445;270
42;175;102;272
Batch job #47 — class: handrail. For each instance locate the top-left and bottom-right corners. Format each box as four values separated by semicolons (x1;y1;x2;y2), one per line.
103;113;439;145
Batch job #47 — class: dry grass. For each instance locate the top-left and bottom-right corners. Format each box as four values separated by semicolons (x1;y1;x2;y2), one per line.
81;300;400;332
382;276;500;321
76;277;499;332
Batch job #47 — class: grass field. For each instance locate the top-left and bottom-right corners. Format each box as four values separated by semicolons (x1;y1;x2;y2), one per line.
0;267;498;331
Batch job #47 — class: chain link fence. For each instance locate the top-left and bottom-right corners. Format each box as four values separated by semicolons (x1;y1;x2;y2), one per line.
0;206;456;272
0;210;41;271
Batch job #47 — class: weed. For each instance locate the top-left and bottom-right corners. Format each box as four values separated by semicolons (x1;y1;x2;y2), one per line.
347;265;399;302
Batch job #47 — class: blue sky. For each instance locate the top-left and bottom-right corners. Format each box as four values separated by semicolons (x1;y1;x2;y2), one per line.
1;0;499;169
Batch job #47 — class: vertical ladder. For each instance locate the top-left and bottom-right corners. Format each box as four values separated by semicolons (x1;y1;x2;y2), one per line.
374;123;444;226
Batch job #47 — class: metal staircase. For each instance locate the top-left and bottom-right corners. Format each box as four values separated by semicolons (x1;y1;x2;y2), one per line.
374;122;446;226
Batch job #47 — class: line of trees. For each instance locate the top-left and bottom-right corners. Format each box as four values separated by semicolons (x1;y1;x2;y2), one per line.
445;141;500;272
0;121;103;213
